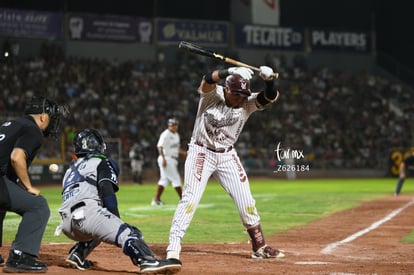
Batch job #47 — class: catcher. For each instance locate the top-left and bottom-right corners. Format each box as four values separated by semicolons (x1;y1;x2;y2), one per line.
57;128;181;274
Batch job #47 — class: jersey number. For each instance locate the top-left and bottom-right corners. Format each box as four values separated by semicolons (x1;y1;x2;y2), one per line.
390;149;413;176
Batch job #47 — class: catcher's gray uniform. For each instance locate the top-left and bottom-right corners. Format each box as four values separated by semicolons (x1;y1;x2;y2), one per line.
59;154;122;243
58;128;181;274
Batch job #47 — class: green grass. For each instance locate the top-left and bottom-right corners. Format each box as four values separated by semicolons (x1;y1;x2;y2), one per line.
2;178;405;245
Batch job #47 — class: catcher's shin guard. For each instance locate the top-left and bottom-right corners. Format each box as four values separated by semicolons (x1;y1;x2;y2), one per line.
119;224;156;266
123;238;157;266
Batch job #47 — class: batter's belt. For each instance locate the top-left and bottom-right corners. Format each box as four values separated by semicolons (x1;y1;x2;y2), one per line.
195;141;233;153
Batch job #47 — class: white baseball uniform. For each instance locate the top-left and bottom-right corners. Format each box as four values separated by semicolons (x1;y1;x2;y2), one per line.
167;84;275;258
157;128;182;188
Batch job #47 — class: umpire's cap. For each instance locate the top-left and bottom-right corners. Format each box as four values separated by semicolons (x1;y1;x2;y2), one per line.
24;96;58;115
225;74;251;97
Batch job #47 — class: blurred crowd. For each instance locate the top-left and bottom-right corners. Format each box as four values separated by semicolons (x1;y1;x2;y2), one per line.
1;42;413;175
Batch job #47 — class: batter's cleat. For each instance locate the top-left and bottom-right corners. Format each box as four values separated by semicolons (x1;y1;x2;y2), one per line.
3;249;47;273
140;258;181;274
0;254;4;266
151;199;164;206
65;250;93;270
251;245;285;259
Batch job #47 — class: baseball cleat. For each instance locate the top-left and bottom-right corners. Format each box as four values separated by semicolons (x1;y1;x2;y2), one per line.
140;258;181;274
3;250;48;273
0;254;4;266
65;250;93;270
251;245;285;259
151;199;164;206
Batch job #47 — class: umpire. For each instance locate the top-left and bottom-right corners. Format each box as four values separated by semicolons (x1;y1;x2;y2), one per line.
0;96;67;273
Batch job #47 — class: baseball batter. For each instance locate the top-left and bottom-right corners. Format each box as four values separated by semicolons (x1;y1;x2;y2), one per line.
166;66;285;263
57;128;181;274
151;118;186;206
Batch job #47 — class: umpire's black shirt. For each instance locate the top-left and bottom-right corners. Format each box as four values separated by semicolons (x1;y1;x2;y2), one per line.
0;116;43;181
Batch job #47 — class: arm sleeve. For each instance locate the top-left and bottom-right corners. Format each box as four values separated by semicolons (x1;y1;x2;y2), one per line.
256;79;279;107
97;159;120;217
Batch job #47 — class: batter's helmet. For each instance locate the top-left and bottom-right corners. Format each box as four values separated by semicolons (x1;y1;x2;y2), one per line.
73;128;106;156
225;74;251;97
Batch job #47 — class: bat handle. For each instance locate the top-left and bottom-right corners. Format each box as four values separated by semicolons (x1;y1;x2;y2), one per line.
225;57;279;79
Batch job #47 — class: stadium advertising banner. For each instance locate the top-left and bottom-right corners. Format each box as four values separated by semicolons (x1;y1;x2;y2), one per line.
310;29;371;53
234;23;304;50
0;8;62;39
67;13;152;43
156;18;229;46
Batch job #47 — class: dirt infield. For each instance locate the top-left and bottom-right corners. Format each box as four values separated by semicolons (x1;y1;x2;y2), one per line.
2;194;414;274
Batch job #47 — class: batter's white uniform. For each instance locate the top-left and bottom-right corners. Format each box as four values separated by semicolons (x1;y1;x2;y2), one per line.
157;128;182;188
167;85;274;258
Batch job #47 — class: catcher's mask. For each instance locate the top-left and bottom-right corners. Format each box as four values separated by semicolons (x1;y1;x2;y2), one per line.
225;74;251;97
24;96;69;138
73;128;106;156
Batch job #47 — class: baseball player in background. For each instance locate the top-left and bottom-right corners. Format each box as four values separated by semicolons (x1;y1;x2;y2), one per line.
166;65;285;264
57;128;181;274
394;151;414;196
0;96;67;273
151;118;187;206
129;142;145;184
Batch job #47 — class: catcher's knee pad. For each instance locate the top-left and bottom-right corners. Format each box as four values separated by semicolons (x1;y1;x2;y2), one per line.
117;223;156;266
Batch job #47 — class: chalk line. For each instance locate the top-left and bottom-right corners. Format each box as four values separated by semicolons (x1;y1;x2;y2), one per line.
321;198;414;254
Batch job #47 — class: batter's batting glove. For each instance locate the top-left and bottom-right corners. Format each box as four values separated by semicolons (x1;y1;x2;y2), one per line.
228;67;254;80
259;66;274;81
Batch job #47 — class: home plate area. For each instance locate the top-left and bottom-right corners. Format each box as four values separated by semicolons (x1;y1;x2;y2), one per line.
3;196;414;274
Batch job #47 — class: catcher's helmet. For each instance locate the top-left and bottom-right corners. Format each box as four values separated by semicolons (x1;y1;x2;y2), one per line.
73;128;106;156
225;74;251;97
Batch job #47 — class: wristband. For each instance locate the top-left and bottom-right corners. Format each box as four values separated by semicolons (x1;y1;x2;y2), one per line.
218;69;229;79
204;72;215;84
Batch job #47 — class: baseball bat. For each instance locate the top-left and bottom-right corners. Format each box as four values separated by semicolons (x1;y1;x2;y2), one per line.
178;41;279;79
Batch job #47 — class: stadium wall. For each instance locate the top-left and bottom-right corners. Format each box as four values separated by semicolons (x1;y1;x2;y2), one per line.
238;49;376;73
1;37;376;74
65;41;157;61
